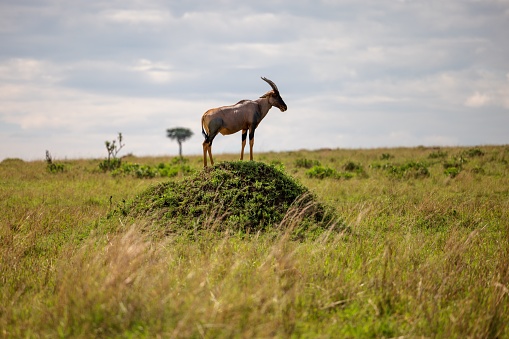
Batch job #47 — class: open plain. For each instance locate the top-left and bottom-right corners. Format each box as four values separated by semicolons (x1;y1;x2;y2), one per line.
1;146;508;338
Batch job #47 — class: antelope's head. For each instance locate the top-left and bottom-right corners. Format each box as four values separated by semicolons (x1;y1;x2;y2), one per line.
261;77;287;112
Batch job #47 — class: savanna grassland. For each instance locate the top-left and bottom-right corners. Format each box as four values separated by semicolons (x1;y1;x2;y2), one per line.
1;146;509;338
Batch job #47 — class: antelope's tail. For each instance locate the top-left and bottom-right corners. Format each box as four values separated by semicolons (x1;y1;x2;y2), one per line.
201;116;209;141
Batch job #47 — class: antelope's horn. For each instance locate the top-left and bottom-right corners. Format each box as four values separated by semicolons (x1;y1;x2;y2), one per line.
261;77;279;93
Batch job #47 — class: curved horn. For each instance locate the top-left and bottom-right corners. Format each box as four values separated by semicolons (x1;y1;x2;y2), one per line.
261;77;279;93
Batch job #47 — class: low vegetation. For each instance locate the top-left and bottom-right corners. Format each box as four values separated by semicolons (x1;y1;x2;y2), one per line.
1;146;508;337
99;132;125;172
116;161;338;236
45;150;65;173
112;157;195;179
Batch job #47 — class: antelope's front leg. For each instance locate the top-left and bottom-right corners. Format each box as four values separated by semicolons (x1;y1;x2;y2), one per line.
249;129;255;161
240;130;247;160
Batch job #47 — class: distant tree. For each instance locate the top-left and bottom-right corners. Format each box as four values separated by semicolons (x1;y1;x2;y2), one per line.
105;132;125;162
166;127;193;157
99;132;125;172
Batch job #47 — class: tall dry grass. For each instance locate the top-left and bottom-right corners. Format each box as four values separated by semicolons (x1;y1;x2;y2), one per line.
1;146;508;337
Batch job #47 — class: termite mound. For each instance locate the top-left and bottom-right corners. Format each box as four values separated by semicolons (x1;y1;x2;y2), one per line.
117;161;342;235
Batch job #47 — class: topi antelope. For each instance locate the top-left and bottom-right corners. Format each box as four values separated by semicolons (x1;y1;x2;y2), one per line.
201;77;287;167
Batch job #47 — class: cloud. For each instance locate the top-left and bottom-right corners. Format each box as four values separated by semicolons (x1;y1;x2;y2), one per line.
0;58;62;83
465;92;491;108
101;9;172;25
131;59;175;84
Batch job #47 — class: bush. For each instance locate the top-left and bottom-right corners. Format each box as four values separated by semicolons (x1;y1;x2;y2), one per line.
443;156;467;178
306;163;364;180
306;165;337;179
111;159;195;179
295;158;321;169
45;150;65;173
112;163;157;178
100;133;125;172
343;161;366;174
428;150;448;159
462;148;485;158
99;158;122;172
444;167;461;178
381;161;430;179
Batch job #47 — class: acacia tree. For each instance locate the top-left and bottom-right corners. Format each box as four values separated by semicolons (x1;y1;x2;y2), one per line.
166;127;193;157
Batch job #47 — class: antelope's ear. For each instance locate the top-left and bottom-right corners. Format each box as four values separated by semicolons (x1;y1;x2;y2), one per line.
259;91;272;99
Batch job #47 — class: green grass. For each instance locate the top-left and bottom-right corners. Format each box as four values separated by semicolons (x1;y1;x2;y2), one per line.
1;146;509;338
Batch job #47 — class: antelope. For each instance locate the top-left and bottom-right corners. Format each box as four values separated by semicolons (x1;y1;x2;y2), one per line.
201;77;287;167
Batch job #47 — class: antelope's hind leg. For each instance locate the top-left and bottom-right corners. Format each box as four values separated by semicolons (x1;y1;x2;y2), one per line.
207;141;214;166
202;141;209;167
202;119;222;167
202;141;214;167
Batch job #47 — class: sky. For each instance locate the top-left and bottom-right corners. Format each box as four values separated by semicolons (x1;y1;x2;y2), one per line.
1;0;508;161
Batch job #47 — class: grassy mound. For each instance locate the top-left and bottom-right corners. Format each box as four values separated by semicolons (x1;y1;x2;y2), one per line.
119;161;336;233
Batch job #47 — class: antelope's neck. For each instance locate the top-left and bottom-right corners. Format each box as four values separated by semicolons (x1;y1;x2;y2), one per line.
256;97;272;120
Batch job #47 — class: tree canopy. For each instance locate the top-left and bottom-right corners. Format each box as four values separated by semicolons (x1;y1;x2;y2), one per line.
166;127;193;157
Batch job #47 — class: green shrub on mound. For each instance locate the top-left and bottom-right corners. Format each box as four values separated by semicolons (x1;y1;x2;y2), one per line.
117;161;338;234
